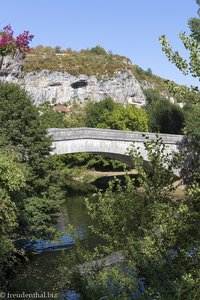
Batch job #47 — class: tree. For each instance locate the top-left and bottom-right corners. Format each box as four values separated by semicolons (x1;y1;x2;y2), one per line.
65;137;200;299
0;83;64;240
159;1;200;97
159;33;200;81
106;103;148;132
145;67;153;76
144;88;163;106
0;25;34;69
89;45;108;55
64;101;88;128
147;98;185;134
85;98;148;132
38;102;68;129
63;4;200;298
159;1;200;187
0;148;26;287
85;98;116;128
188;0;200;42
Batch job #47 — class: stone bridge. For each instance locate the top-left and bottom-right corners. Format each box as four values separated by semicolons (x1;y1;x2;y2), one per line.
48;128;183;175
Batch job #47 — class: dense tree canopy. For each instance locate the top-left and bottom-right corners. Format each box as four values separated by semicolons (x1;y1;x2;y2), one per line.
85;98;148;132
147;98;185;134
0;83;64;274
84;98;115;128
106;103;148;131
38;102;68;129
0;149;26;285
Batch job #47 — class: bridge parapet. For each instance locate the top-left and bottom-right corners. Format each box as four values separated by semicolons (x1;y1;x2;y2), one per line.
48;128;183;144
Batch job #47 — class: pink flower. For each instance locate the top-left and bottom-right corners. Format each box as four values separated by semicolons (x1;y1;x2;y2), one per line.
0;24;34;56
16;30;34;52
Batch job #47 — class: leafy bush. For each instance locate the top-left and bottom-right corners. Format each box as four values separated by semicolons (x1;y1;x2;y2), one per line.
147;99;185;134
144;89;185;134
85;98;148;132
89;45;108;55
65;137;200;299
106;103;148;131
85;98;116;128
144;88;163;105
61;153;128;171
39;102;68;129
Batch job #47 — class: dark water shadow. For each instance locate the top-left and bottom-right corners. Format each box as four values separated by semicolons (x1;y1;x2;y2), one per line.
90;173;140;190
63;178;95;195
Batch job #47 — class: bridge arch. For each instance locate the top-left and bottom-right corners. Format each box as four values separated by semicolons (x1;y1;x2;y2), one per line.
48;128;183;175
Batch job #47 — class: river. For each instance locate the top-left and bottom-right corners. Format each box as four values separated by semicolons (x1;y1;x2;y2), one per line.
8;181;100;299
8;173;138;298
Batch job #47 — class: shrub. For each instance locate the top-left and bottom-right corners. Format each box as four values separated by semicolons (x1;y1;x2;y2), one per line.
147;99;185;134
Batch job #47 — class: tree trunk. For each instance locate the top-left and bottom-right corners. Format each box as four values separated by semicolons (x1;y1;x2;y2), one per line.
0;55;4;70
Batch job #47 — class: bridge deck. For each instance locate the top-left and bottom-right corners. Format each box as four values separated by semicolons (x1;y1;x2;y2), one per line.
48;128;183;144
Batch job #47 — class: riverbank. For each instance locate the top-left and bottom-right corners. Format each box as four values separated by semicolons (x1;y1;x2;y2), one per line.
63;167;186;198
61;167;137;182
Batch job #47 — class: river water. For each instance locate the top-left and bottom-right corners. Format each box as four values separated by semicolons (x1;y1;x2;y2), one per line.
8;181;100;298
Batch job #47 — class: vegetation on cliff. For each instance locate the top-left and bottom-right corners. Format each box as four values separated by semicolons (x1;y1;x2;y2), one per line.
24;44;175;96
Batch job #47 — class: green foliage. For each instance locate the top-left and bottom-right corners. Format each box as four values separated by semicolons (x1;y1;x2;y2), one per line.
184;103;200;137
38;102;68;129
88;45;108;55
65;137;200;299
85;98;148;132
106;103;148;132
159;0;200;187
150;100;185;134
62;99;148;173
84;98;115;128
64;101;88;128
61;152;127;172
0;149;26;286
146;92;185;134
24;45;129;77
145;67;153;76
62;4;200;298
62;153;92;168
54;45;62;53
86;155;127;171
159;1;200;98
0;83;64;240
179;103;200;185
160;30;200;80
188;0;200;42
144;88;163;105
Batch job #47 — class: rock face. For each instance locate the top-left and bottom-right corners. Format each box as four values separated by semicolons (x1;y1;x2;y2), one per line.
0;56;146;107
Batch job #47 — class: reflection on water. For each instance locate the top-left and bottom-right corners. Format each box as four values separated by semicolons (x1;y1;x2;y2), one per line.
8;188;99;297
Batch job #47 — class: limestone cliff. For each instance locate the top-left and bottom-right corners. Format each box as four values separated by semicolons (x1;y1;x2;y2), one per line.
0;55;146;107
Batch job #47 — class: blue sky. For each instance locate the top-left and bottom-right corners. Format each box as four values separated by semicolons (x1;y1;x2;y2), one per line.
1;0;199;86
